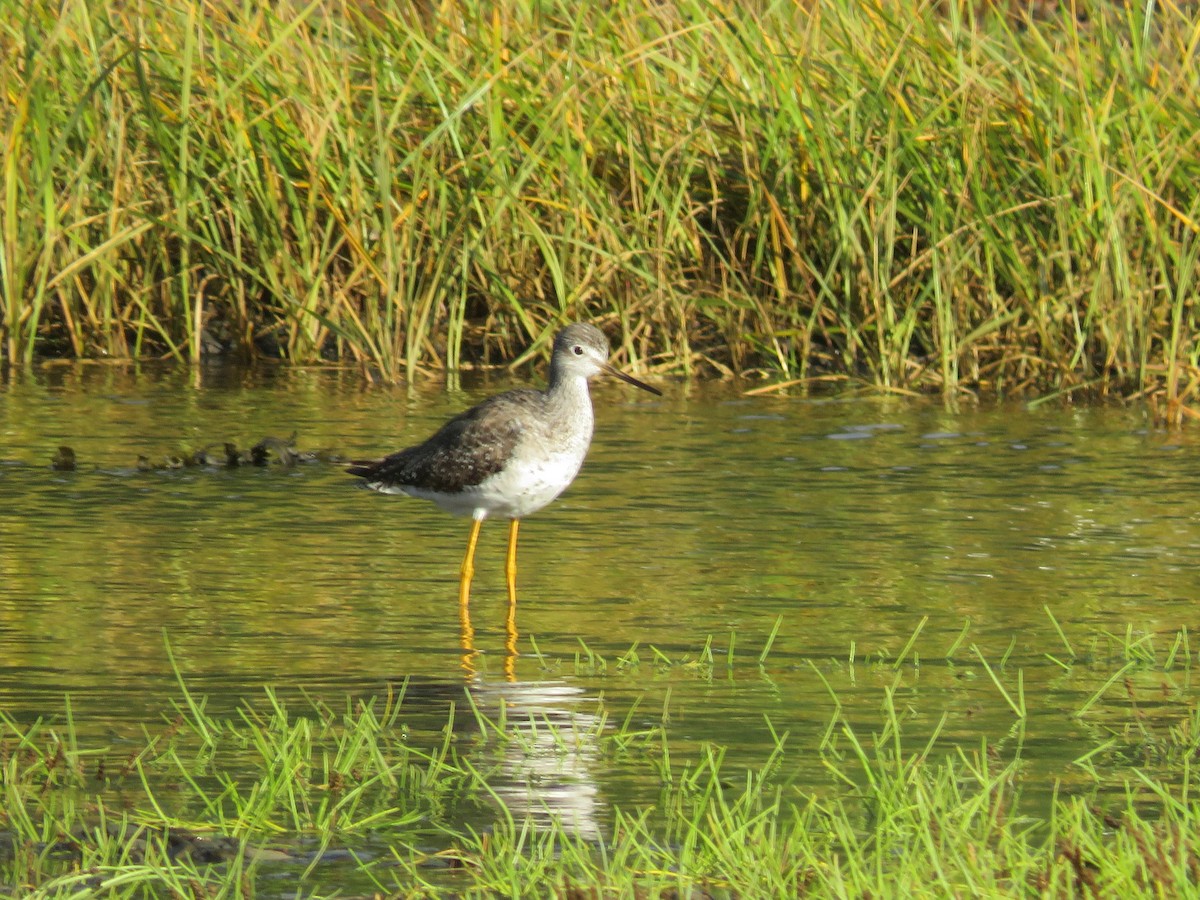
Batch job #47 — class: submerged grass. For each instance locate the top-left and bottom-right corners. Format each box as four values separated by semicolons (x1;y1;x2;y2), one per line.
1;623;1199;896
2;0;1200;396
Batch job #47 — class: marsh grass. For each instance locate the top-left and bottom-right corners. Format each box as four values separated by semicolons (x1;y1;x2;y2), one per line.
2;622;1200;896
2;0;1199;396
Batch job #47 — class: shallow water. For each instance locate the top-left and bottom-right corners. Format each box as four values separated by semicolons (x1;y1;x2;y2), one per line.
2;362;1198;875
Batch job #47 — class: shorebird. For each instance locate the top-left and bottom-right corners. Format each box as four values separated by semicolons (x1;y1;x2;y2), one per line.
347;323;661;611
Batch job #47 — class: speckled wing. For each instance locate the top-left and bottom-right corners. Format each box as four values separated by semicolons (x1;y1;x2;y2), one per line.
347;390;542;494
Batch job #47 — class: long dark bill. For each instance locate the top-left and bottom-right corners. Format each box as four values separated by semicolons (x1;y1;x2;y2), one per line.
603;361;662;396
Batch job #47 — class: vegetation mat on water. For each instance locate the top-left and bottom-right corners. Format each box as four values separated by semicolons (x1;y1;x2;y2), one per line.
1;624;1199;897
3;0;1200;401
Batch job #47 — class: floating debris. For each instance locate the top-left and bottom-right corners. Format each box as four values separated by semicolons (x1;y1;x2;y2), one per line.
41;822;293;868
128;433;343;472
41;435;346;473
251;432;300;467
50;446;76;471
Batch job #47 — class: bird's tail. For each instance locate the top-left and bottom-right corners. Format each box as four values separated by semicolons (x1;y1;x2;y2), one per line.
345;460;381;478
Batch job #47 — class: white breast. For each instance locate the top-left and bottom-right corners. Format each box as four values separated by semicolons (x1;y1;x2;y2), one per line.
390;374;596;521
468;443;588;519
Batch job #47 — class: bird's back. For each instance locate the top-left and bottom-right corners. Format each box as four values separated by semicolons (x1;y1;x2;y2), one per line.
347;389;547;495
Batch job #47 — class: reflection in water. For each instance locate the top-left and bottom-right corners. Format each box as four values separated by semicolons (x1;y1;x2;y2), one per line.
458;583;519;680
463;677;603;842
458;587;601;839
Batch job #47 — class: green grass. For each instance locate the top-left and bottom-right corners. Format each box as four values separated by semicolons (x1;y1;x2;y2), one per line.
2;0;1199;397
2;624;1200;897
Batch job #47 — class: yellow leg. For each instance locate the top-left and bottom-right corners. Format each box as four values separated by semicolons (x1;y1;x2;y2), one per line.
459;517;483;610
459;518;483;677
503;518;520;679
505;518;520;608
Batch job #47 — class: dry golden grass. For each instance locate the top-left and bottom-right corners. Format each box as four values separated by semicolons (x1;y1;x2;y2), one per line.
2;0;1198;395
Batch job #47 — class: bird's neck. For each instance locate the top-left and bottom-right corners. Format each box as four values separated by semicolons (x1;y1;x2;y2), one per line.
544;372;593;425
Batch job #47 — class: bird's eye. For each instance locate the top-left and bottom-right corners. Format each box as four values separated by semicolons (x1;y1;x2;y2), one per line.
573;345;584;355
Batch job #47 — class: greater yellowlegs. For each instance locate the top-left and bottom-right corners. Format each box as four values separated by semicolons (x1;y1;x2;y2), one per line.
347;323;661;611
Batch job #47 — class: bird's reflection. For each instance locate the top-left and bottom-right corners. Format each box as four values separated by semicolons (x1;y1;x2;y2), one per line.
462;676;602;841
454;599;601;841
458;592;518;680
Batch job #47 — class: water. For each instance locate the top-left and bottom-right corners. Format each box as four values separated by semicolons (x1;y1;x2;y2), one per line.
1;362;1196;864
